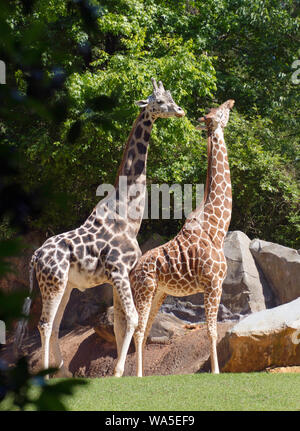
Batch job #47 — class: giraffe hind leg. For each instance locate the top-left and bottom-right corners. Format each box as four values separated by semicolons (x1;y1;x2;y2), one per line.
204;280;222;374
134;287;166;377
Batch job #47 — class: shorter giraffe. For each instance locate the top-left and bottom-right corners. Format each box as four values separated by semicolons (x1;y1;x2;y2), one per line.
114;99;235;377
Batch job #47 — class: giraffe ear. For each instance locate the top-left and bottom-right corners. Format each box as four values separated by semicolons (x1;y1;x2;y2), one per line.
135;99;149;107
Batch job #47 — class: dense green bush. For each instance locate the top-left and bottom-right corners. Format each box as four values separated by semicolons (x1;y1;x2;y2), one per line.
0;0;299;247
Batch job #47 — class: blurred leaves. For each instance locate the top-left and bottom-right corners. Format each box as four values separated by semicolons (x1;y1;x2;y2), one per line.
0;357;87;411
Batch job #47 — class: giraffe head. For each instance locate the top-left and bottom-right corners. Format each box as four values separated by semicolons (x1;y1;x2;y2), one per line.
197;99;235;130
135;78;185;119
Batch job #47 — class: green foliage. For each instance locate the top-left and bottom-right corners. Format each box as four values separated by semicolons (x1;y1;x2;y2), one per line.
227;111;300;247
0;0;299;247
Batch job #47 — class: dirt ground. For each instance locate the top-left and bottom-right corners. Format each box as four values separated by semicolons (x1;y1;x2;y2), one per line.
1;322;234;377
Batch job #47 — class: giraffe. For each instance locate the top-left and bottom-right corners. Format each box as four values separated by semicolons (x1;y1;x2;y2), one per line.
14;78;185;378
114;99;235;377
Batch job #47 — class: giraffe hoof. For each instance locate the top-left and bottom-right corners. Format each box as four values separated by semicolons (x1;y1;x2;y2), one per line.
113;367;123;378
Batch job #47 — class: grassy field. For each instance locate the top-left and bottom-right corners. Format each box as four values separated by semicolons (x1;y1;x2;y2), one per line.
1;373;300;411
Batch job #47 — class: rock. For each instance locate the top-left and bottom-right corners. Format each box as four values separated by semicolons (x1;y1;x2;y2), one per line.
161;296;206;323
93;308;186;344
161;231;274;322
250;239;300;305
62;283;113;329
266;366;300;373
93;306;115;343
147;312;186;343
214;298;300;372
222;231;274;314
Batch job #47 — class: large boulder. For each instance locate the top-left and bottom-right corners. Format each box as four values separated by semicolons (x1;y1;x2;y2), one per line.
215;298;300;372
222;231;274;314
161;231;274;322
250;239;300;305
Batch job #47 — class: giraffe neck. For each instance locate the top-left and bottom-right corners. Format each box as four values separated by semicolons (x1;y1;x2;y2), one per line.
115;108;154;233
88;108;153;235
114;108;154;189
203;124;232;245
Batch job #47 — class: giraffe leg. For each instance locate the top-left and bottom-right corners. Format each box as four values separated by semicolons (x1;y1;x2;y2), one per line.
113;289;126;357
134;297;153;378
134;288;166;377
38;282;67;379
112;275;138;378
204;281;222;374
50;283;73;378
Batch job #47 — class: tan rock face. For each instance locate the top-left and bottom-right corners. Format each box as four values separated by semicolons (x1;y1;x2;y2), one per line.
250;239;300;305
216;298;300;372
222;327;300;372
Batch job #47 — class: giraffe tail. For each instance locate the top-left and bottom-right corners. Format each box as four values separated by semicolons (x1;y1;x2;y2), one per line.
13;255;37;358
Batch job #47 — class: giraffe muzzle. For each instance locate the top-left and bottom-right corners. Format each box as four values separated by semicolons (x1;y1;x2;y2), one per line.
175;108;185;117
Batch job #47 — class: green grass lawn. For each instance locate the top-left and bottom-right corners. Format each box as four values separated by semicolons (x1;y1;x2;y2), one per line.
1;373;300;411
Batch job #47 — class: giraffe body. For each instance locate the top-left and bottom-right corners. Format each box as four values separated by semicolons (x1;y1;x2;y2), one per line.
114;99;235;377
15;79;184;378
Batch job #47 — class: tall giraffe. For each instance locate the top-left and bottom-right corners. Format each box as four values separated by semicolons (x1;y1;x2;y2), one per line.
14;79;185;378
114;99;234;377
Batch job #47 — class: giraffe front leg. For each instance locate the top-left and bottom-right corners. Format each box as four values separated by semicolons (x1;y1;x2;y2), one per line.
112;275;138;378
204;280;222;374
